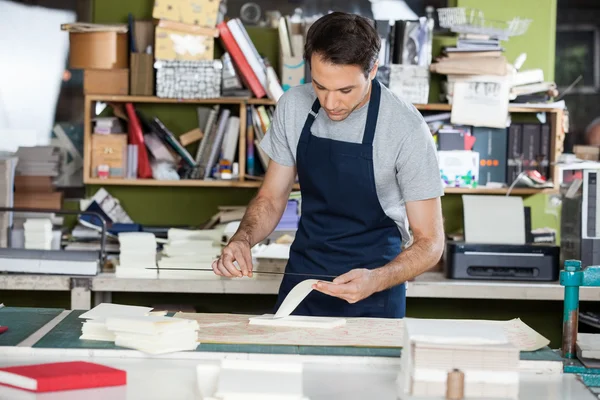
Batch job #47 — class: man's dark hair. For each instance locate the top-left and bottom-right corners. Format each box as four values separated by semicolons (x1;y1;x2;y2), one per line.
304;12;381;76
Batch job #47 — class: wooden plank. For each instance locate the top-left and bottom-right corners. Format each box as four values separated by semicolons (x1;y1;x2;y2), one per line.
85;95;247;105
247;98;277;105
83;96;92;183
84;178;262;188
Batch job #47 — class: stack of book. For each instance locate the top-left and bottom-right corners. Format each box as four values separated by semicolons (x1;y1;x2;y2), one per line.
116;232;157;278
13;146;63;211
509;69;558;104
431;34;508;77
398;318;520;399
217;18;283;101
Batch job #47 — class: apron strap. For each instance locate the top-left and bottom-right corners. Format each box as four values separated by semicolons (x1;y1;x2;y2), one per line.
299;98;321;142
362;79;381;146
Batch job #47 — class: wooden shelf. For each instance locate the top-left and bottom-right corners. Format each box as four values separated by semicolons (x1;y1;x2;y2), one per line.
413;103;564;113
84;178;263;188
246;98;277;105
83;95;564;196
86;95;255;105
85;95;562;113
83;178;556;195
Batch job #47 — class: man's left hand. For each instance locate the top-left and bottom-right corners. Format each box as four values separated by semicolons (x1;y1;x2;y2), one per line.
313;269;383;304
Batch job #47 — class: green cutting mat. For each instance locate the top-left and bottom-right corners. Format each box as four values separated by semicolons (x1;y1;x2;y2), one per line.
30;309;562;360
0;307;64;346
33;310;128;350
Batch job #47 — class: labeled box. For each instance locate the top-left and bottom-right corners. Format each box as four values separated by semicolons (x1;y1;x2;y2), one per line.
91;134;128;178
155;25;215;61
152;0;220;27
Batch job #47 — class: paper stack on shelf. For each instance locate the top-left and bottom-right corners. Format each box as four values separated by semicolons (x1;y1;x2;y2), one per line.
398;318;520;399
106;315;199;354
116;232;157;278
157;228;221;279
23;218;53;250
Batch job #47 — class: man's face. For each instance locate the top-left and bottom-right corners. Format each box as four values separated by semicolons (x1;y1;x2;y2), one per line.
310;54;375;121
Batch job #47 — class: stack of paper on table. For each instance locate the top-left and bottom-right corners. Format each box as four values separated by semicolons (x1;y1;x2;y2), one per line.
116;232;158;278
79;303;198;354
398;318;520;399
199;359;309;400
106;315;199;354
23;218;53;250
157;228;222;279
79;303;154;341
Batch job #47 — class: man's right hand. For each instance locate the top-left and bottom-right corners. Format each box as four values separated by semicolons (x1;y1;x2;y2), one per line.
212;237;254;278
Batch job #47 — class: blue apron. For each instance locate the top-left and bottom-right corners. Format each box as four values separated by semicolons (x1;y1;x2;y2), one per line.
274;79;406;318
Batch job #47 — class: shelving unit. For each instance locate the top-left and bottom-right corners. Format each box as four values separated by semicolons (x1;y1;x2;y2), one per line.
83;95;565;195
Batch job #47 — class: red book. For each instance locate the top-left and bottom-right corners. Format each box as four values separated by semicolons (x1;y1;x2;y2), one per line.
124;102;153;179
217;21;266;98
0;361;126;393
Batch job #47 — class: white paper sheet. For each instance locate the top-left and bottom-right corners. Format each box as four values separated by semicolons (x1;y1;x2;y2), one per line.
78;303;154;320
462;195;526;244
274;279;319;318
0;1;75;151
249;314;346;329
451;75;510;129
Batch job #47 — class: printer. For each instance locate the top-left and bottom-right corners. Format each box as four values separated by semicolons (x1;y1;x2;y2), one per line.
445;195;560;282
446;241;560;281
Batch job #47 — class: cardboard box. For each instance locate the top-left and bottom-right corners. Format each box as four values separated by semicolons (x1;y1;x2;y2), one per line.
130;53;154;96
155;26;214;61
152;0;220;27
84;69;129;95
68;31;128;69
91;134;128;178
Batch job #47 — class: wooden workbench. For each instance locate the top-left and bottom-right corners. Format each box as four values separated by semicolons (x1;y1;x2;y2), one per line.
4;271;600;310
0;306;597;400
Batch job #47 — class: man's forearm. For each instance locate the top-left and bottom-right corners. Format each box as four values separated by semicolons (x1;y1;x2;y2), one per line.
230;194;287;247
373;236;444;291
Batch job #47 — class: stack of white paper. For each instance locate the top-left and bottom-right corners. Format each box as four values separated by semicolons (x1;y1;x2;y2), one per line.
79;303;154;342
157;228;222;279
106;315;199;354
398;318;520;399
23;218;53;250
117;232;158;278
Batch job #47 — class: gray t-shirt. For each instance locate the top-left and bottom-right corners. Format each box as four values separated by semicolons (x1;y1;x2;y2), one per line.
259;82;444;245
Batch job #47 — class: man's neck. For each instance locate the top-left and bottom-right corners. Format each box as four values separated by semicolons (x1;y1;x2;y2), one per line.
350;80;372;114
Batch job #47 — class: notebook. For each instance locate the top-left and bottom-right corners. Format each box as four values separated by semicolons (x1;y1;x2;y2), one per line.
0;361;126;393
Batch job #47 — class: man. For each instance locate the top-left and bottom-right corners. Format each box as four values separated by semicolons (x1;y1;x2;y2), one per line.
212;12;445;318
